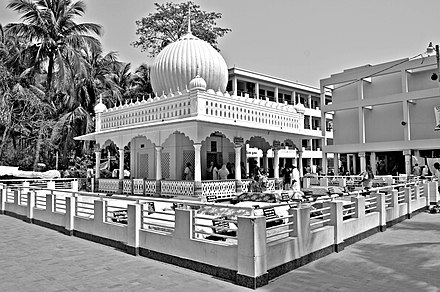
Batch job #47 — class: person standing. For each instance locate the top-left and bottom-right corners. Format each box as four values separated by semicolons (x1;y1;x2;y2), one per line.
183;162;193;180
206;161;214;180
412;163;421;176
212;163;219;180
281;165;292;190
361;165;374;193
218;164;229;180
291;166;301;192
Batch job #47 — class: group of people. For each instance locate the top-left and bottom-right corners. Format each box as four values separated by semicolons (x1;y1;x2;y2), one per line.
205;161;246;180
281;165;301;192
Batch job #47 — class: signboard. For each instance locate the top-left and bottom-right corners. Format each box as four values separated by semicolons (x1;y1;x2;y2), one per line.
212;216;229;231
234;136;244;146
280;193;290;202
206;195;217;202
263;207;277;220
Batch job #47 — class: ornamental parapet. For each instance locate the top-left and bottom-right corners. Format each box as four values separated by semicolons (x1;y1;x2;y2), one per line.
98;90;305;134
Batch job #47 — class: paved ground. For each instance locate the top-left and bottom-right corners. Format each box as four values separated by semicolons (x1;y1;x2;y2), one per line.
0;212;439;292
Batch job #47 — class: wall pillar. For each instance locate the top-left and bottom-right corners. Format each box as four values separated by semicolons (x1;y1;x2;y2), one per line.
95;150;101;179
298;149;303;177
273;149;280;179
65;196;76;235
155;146;162;180
403;150;412;175
370;152;377;174
119;149;124;179
334;153;340;175
255;82;260;99
359;152;366;173
404;187;412;218
373;192;387;231
325;201;344;252
237;215;268;289
193;143;202;197
234;145;242;180
127;203;141;255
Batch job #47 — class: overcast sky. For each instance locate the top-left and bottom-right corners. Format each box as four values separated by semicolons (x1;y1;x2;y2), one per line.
1;0;440;87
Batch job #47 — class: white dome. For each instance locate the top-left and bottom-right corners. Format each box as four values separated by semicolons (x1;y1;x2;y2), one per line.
150;32;228;95
189;74;207;90
94;100;107;113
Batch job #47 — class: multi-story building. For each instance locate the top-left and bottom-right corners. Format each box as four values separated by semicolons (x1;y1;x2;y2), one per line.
320;44;440;176
227;67;333;175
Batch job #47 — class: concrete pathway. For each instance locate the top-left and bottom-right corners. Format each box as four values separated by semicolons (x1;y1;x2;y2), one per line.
0;212;439;291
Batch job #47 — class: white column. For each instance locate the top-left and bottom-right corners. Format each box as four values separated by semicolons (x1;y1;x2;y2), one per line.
322;152;327;176
234;145;242;180
403;150;412;175
95;151;101;179
359;152;366;173
118;149;124;179
307;94;312;108
298;150;303;177
291;90;296;105
370;152;377;174
194;143;202;181
255;82;260;99
274;87;279;103
273;149;280;179
233;76;238;96
155;146;162;180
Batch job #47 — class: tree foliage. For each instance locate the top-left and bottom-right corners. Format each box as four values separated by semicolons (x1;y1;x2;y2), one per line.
132;1;231;57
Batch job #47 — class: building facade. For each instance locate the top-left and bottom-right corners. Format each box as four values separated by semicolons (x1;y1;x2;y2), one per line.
320;47;440;176
227;67;333;175
76;29;324;197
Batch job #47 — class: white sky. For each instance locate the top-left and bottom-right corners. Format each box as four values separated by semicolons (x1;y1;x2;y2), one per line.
1;0;440;87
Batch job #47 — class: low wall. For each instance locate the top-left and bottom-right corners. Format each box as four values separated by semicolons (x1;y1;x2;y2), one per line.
0;182;432;289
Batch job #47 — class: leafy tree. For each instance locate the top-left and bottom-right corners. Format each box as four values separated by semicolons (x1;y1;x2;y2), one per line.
132;1;231;57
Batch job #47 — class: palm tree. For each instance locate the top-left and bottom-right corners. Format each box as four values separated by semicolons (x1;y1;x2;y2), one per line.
5;0;103;95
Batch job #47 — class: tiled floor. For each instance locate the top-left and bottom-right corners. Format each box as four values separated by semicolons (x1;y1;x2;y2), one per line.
1;212;439;291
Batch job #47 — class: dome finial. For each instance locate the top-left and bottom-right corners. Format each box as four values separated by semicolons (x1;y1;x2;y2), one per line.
187;3;191;33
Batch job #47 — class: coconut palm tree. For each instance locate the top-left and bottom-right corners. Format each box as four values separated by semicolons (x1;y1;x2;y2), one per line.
5;0;103;95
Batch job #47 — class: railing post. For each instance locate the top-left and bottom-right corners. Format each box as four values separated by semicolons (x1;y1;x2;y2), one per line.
71;180;78;192
390;189;398;208
351;196;365;218
94;200;105;233
324;201;344;252
235;179;243;194
373;192;387;231
26;191;35;223
22;181;30;195
65;196;76;235
0;187;5;214
429;181;439;205
174;208;193;239
47;181;56;190
339;177;346;187
46;193;55;213
236;215;268;289
155;180;162;197
291;206;310;257
404;187;412;218
14;189;19;204
414;184;420;200
127;203;141;255
303;177;311;188
424;183;431;206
